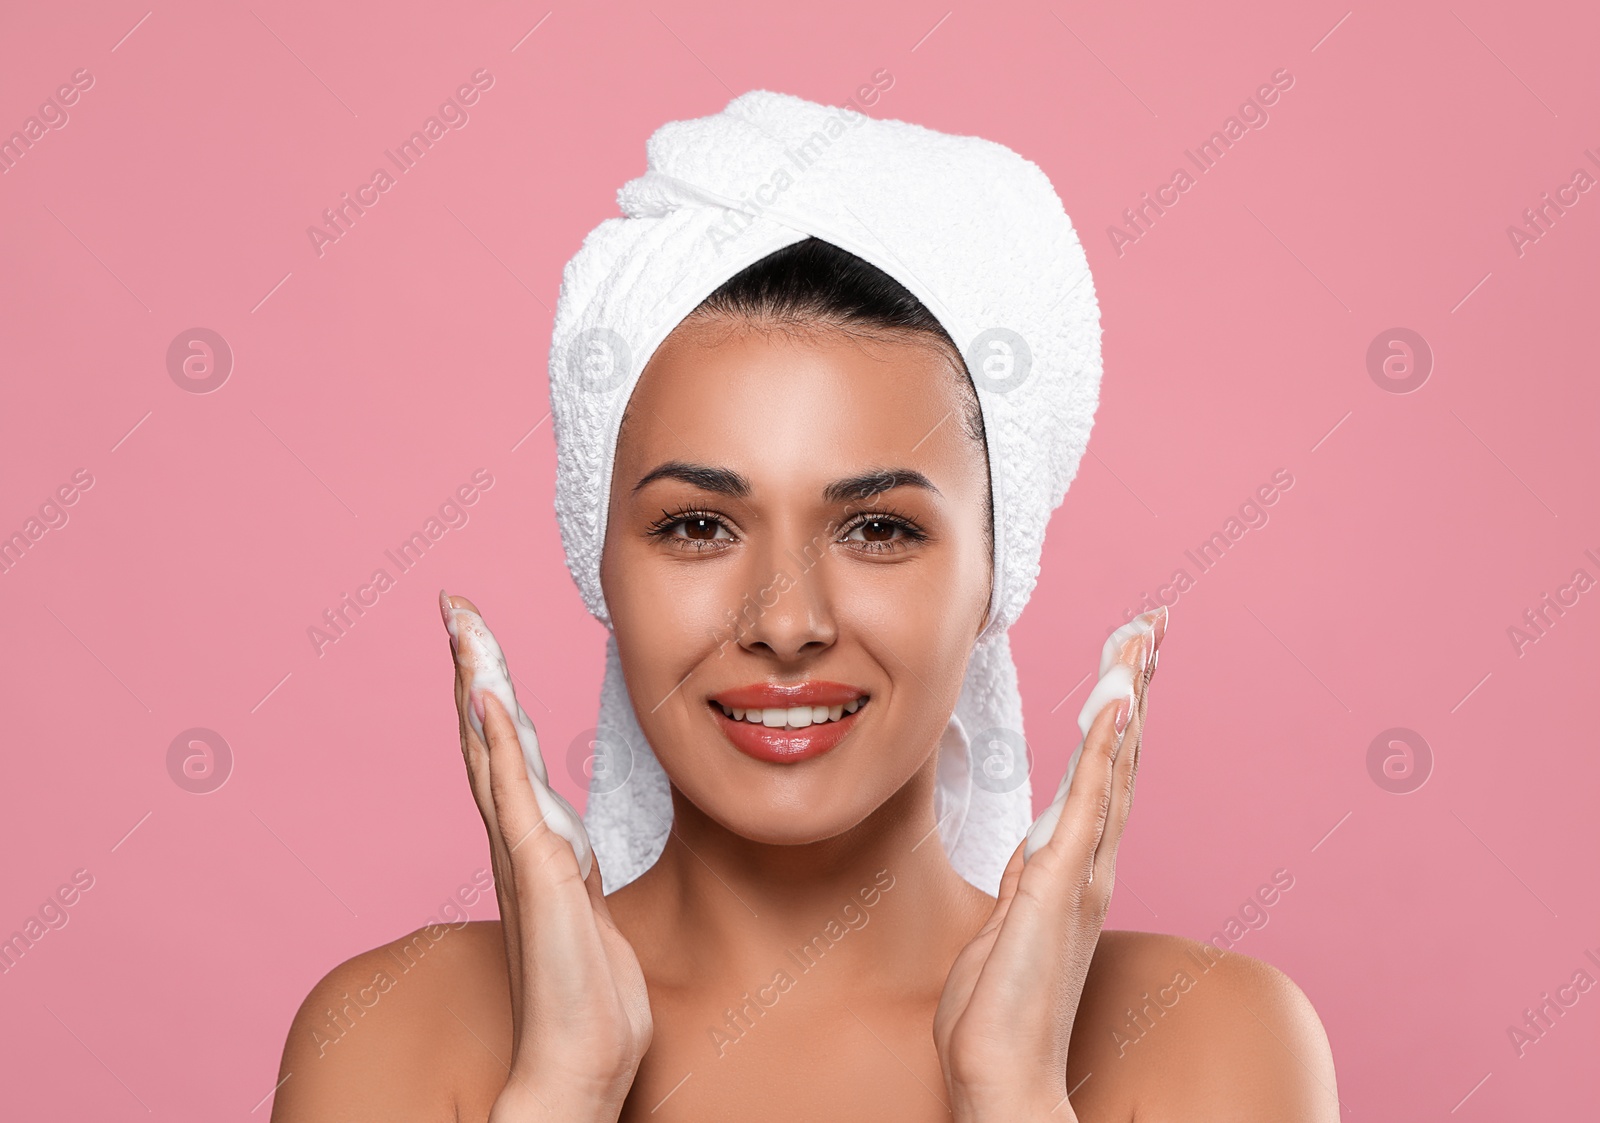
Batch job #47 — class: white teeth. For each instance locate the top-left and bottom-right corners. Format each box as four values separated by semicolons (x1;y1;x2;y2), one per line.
715;697;868;729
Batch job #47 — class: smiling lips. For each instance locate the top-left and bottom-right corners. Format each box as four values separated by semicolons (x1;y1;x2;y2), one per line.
708;681;870;763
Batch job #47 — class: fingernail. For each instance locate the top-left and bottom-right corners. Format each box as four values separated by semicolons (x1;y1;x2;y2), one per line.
1151;605;1170;651
1126;630;1152;678
1114;691;1135;735
440;590;461;655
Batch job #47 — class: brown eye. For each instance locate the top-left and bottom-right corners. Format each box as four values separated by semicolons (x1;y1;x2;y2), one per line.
842;512;926;552
649;511;734;546
682;517;721;541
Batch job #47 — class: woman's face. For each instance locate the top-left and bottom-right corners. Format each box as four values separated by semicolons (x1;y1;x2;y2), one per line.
600;315;993;847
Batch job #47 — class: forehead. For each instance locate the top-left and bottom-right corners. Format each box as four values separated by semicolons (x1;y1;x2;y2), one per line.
614;320;978;482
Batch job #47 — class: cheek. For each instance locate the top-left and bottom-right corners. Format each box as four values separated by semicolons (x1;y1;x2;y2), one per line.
605;544;739;712
845;555;983;704
853;576;970;665
873;553;987;762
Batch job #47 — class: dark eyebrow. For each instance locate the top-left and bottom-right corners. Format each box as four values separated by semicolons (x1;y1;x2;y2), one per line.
631;461;940;504
823;469;941;504
632;461;750;497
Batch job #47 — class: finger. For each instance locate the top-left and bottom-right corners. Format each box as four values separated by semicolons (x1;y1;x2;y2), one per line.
585;849;626;926
952;614;1166;1049
442;594;524;934
934;836;1026;1050
1063;629;1153;866
1038;689;1132;876
480;691;587;893
1129;609;1162;726
1107;607;1163;749
1094;612;1167;881
470;649;592;884
951;639;1143;1026
443;607;528;856
441;592;534;1045
443;592;619;1045
1021;613;1157;865
970;693;1130;1023
441;595;515;921
992;836;1027;915
1090;710;1142;891
479;689;613;952
1108;607;1166;821
1044;608;1166;829
443;591;499;826
478;690;619;1064
974;836;1029;937
446;594;596;882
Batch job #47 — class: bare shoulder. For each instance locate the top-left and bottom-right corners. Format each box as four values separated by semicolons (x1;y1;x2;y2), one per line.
1072;930;1340;1122
270;920;512;1123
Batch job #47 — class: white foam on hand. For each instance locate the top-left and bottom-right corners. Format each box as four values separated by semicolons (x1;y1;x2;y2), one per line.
1022;611;1160;861
443;594;596;881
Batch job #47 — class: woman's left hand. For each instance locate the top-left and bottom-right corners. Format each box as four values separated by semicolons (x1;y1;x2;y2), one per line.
933;606;1167;1122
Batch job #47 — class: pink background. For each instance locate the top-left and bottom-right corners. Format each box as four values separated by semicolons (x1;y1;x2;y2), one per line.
2;0;1596;1116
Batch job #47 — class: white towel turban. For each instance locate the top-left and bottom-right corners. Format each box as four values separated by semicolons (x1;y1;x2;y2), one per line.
547;90;1102;894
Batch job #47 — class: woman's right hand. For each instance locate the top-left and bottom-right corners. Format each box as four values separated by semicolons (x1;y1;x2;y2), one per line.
440;592;652;1123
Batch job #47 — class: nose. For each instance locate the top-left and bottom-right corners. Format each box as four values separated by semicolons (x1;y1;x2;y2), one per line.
735;539;837;662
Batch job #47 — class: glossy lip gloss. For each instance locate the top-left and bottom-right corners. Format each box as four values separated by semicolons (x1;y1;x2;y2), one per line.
708;681;870;764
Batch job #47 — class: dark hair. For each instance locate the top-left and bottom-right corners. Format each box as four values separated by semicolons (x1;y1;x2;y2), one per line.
687;237;993;549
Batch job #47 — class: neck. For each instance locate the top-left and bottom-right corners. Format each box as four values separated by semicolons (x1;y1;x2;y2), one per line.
626;756;995;995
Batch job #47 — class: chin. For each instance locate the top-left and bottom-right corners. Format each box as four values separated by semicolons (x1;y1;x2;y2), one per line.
685;783;882;848
652;732;914;850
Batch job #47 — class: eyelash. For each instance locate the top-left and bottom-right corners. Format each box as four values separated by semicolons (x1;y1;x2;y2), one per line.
644;504;931;555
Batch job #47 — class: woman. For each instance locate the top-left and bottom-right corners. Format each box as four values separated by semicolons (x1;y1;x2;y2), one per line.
272;93;1337;1121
